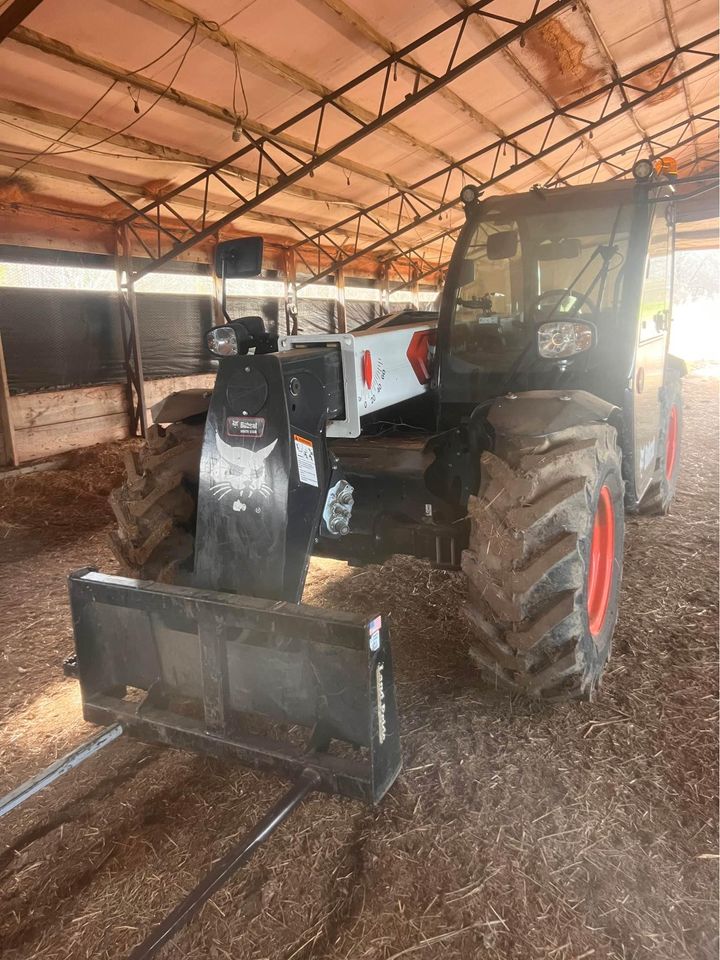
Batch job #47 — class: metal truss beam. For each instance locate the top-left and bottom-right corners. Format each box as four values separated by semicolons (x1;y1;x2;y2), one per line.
546;105;719;187
99;0;573;279
382;104;719;280
293;30;718;289
0;0;43;42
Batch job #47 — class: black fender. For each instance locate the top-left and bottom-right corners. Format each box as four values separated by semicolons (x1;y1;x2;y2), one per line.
151;387;212;425
666;353;688;379
486;389;621;440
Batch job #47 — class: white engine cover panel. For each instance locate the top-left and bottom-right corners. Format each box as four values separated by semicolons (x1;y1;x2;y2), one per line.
278;318;436;438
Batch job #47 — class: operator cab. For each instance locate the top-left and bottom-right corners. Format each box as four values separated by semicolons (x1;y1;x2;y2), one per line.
437;178;674;424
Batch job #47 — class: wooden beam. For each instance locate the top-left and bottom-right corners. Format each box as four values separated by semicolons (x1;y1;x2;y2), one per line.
135;0;494;187
14;412;129;462
0;153;374;243
0;96;366;213
8;26;448;208
0;0;43;42
0;333;20;467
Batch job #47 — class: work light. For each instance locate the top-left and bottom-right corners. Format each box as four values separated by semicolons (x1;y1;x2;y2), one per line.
460;184;481;205
537;321;595;359
206;325;238;357
632;158;655;181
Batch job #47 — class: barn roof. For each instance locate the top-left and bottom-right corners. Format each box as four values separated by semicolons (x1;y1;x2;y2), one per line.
0;0;717;274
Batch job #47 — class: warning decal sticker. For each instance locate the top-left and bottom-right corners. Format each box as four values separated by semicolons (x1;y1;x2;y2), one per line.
293;434;319;487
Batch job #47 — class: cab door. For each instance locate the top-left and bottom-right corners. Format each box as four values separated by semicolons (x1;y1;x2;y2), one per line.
633;204;673;498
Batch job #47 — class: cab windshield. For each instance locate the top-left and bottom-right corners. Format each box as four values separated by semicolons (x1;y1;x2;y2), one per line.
450;199;632;372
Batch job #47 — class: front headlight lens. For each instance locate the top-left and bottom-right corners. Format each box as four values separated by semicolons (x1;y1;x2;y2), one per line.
537;321;594;359
206;325;237;357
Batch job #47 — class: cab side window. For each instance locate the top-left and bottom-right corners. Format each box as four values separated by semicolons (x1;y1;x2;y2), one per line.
639;210;673;342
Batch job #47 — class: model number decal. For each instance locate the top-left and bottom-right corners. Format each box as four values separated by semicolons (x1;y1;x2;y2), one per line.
226;416;265;438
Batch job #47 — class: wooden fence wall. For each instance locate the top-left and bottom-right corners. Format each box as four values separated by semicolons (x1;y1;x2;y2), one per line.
0;373;215;467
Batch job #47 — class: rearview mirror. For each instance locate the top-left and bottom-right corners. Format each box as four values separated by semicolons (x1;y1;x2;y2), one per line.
459;259;475;286
215;236;264;279
537;238;582;261
486;230;518;261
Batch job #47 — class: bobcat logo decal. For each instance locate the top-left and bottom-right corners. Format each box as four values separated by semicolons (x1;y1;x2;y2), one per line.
210;433;278;501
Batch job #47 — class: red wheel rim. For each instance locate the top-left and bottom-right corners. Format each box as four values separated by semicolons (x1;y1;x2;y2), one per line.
587;485;615;637
665;405;678;480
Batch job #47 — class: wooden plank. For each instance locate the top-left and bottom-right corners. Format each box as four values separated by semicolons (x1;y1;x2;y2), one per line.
10;374;217;431
0;454;72;481
14;413;129;463
11;383;127;430
8;374;216;463
0;334;19;467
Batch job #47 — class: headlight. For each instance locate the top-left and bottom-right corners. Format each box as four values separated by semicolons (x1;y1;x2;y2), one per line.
206;325;237;357
537;321;595;359
460;184;481;205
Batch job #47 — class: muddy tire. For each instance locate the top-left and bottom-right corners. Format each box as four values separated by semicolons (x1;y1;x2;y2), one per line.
109;422;203;581
462;422;624;700
639;373;683;516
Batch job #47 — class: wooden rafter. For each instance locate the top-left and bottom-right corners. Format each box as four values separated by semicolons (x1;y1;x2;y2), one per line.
0;152;383;245
7;26;447;208
0;97;364;213
135;0;498;189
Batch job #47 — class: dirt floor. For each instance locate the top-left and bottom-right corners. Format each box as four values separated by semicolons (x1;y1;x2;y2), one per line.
0;375;717;960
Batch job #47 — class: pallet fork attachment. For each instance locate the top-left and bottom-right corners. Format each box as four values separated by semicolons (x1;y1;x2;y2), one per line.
0;568;401;957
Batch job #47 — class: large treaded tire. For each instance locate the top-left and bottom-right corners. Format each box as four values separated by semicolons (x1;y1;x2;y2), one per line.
639;373;683;516
462;422;624;700
109;422;203;581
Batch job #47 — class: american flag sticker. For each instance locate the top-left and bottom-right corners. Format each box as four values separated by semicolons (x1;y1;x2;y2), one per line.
368;615;382;651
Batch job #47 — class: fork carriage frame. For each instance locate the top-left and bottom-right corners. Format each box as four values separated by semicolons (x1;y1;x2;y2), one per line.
68;569;401;805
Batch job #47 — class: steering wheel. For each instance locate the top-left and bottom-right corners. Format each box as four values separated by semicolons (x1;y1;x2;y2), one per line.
530;288;597;322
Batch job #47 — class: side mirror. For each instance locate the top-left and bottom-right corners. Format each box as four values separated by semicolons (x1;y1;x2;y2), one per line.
215;237;263;323
486;230;518;261
215;237;263;279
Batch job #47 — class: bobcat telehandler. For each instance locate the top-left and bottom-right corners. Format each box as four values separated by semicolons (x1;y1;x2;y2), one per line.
105;160;683;706
1;162;686;957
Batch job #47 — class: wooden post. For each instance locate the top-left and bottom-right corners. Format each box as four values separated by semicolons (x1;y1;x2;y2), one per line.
210;236;225;325
0;333;19;467
115;225;149;437
379;263;390;315
335;264;347;333
409;266;420;310
284;247;298;335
